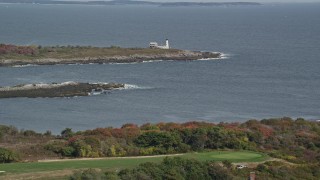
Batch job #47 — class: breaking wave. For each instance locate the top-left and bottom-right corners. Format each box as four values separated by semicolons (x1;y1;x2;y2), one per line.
197;52;230;61
88;83;152;96
123;84;153;90
12;64;39;68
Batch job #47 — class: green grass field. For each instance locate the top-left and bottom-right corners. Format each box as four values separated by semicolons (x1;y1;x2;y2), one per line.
182;151;268;163
0;151;268;175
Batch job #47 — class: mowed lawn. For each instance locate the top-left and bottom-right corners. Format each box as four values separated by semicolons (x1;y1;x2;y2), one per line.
184;151;268;163
0;151;268;174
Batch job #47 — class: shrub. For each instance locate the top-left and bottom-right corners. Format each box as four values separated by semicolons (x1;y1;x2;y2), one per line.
70;169;104;180
0;148;19;163
61;146;75;157
222;160;233;169
61;128;74;138
104;171;120;180
44;140;66;154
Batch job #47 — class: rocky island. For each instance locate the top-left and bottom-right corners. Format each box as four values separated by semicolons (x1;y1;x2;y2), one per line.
0;82;124;98
0;44;221;67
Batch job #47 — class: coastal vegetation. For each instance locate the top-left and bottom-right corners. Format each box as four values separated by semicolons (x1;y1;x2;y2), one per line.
1;117;320;163
1;117;320;179
0;44;220;66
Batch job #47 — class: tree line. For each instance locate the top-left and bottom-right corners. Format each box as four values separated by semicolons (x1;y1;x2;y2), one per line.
1;117;320;165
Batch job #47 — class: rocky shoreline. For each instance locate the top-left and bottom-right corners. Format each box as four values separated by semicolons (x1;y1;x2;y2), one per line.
0;50;221;67
0;82;124;98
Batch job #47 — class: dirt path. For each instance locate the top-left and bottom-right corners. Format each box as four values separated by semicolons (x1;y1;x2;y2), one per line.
38;153;183;162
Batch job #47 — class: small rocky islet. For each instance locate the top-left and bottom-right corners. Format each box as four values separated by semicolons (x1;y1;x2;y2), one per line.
0;82;124;98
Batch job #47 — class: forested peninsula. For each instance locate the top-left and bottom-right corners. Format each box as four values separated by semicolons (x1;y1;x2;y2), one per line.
0;44;221;67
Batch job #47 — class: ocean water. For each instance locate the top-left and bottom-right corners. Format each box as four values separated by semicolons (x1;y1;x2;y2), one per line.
0;3;320;133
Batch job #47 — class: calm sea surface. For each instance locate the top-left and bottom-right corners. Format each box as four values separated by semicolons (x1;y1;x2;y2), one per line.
0;3;320;133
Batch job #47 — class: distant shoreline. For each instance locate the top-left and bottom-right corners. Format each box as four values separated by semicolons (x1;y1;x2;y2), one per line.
0;0;262;7
0;45;222;67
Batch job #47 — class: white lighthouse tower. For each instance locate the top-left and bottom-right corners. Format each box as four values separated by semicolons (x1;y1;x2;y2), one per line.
149;39;170;49
165;39;169;49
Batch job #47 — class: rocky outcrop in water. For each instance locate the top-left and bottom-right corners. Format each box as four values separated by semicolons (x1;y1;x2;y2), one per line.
0;82;124;98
